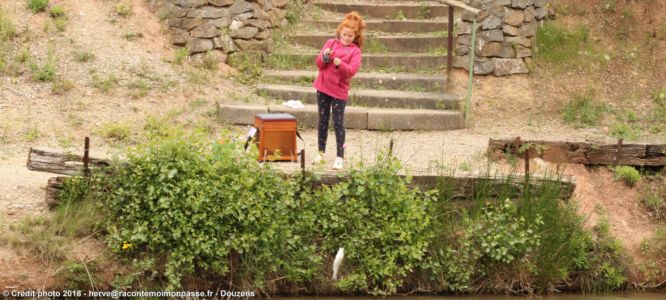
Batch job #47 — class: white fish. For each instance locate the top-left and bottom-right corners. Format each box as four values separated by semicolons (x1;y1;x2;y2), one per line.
332;247;345;281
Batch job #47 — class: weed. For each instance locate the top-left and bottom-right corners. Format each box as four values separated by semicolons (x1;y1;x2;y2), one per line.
16;47;31;63
52;78;75;95
115;3;133;18
0;8;16;42
419;3;431;19
25;126;40;142
227;52;263;84
56;131;73;148
34;46;57;82
611;165;641;187
609;122;641;141
264;53;312;70
202;51;219;71
49;5;65;19
535;21;596;67
127;79;150;99
66;113;84;128
27;0;49;13
92;74;119;93
173;48;188;65
122;32;143;41
185;68;209;85
96;121;132;142
284;0;304;25
189;98;208;109
73;51;94;63
364;38;388;54
392;10;407;21
54;17;67;32
561;90;605;127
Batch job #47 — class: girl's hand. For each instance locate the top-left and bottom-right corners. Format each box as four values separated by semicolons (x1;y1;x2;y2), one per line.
334;57;341;66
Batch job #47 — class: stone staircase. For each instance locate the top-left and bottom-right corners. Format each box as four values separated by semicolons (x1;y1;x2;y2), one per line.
219;0;464;131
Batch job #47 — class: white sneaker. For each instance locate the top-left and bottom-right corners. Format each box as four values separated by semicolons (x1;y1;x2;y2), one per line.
312;152;324;165
332;157;344;170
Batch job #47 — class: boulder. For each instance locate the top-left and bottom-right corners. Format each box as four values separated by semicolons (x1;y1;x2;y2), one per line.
213;34;237;53
515;45;532;58
481;15;502;30
187;38;214;53
520;21;538;37
235;38;272;52
231;26;259;39
492;58;528;76
506;36;531;47
252;3;270;20
191;23;221;38
210;17;231;29
481;42;515;58
454;56;494;75
166;18;183;28
273;0;289;8
230;0;253;14
535;7;547;19
535;0;549;7
183;17;205;30
480;29;504;42
170;33;187;46
235;12;254;21
209;0;235;6
175;0;207;8
201;7;229;18
511;0;535;9
524;6;536;22
503;24;520;36
504;8;524;27
255;29;271;40
156;2;187;19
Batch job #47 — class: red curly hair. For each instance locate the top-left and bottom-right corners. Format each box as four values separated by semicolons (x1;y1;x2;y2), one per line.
336;11;366;48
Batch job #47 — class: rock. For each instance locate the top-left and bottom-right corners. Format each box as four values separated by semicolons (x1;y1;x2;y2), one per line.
455;44;469;56
149;0;168;13
175;0;207;8
535;7;547;19
454;56;494;75
492;58;528;76
209;0;235;6
187;38;214;53
520;21;538;37
235;38;272;52
525;6;536;22
481;15;502;30
170;33;187;46
230;20;243;31
515;45;532;58
246;19;271;30
511;0;535;9
488;4;505;17
183;18;205;30
273;0;289;8
481;42;515;58
156;2;187;19
166;18;183;28
235;12;254;21
210;17;231;29
506;36;531;47
252;3;270;20
201;7;229;18
503;24;520;36
191;23;221;38
230;0;253;14
457;34;471;46
458;21;472;35
534;0;549;7
255;29;271;40
213;34;237;53
480;29;504;42
231;26;258;39
268;9;286;28
504;8;524;27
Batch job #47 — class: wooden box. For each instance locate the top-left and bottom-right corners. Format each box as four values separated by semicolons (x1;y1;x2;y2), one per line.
254;113;298;161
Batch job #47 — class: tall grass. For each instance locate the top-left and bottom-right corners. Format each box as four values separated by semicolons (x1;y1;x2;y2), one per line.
534;21;595;66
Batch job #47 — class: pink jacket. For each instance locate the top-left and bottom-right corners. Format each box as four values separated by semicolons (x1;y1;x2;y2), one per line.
313;39;362;101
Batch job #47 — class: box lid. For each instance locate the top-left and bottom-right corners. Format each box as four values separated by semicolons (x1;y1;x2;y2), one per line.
255;113;296;122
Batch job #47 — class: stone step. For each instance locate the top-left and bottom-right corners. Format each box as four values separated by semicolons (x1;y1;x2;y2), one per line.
291;33;447;53
314;1;449;19
266;53;447;72
263;70;446;92
303;19;449;33
257;84;459;110
218;103;465;131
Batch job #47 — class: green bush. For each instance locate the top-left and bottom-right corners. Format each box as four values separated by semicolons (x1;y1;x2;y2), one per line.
611;166;641;187
27;0;49;13
534;21;593;65
49;5;65;18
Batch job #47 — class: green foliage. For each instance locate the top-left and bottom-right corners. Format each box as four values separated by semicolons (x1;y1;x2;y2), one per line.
49;5;65;18
122;31;143;41
418;3;431;19
363;38;388;54
611;165;641;187
51;78;75;95
127;79;150;99
96;121;131;142
58;260;99;290
642;174;666;220
0;9;16;42
34;46;57;82
284;0;304;25
227;52;263;84
472;199;542;264
73;51;95;63
392;10;407;21
173;48;188;65
92;74;119;93
535;21;594;66
115;3;133;18
27;0;49;13
561;91;605;127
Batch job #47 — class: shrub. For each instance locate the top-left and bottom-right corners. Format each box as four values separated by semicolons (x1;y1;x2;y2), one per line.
534;21;593;65
611;166;641;187
96;121;131;142
173;48;188;65
27;0;49;13
115;3;133;18
92;74;119;93
49;5;65;18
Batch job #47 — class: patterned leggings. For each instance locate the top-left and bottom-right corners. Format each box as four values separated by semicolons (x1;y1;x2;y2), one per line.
317;91;346;158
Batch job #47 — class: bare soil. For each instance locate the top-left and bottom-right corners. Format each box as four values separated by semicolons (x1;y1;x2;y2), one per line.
0;0;665;289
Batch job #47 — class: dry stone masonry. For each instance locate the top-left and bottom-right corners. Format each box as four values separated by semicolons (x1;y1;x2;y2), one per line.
148;0;289;59
453;0;551;76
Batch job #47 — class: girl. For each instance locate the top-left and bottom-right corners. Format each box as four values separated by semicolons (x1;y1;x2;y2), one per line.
312;11;365;170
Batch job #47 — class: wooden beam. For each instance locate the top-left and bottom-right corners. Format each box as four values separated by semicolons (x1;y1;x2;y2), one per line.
488;139;666;166
439;0;481;15
27;147;111;176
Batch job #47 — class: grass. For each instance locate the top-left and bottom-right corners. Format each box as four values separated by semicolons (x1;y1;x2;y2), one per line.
561;90;606;128
127;79;150;99
96;121;132;142
34;45;57;82
24;126;40;142
363;38;388;54
27;0;49;13
642;173;666;220
202;51;219;71
611;165;641;187
534;21;597;68
173;48;188;65
122;32;143;41
0;8;16;42
227;52;263;84
52;78;75;95
92;74;119;93
115;3;133;18
73;51;95;63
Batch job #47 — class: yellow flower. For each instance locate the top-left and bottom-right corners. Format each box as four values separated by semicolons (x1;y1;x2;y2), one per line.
122;242;132;250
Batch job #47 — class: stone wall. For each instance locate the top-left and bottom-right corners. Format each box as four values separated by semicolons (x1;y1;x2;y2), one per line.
148;0;289;60
453;0;551;76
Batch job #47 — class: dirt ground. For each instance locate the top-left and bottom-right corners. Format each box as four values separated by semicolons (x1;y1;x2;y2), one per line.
1;0;665;289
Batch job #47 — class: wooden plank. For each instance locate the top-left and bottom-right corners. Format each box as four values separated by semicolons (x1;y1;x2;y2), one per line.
439;0;481;15
45;176;67;207
27;147;111;176
488;139;666;166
